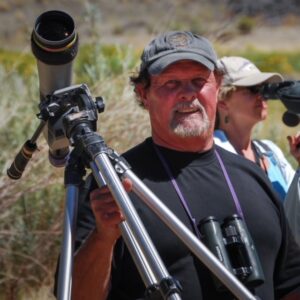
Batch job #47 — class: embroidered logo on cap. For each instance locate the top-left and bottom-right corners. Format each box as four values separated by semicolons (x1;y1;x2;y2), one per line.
238;61;257;72
167;32;192;48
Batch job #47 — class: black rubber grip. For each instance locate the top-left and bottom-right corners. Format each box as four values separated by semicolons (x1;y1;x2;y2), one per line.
7;140;38;179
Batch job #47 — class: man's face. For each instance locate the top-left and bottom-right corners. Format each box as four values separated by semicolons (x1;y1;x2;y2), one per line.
140;60;219;149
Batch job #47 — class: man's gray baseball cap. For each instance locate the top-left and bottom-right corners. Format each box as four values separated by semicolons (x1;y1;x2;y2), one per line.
140;31;218;75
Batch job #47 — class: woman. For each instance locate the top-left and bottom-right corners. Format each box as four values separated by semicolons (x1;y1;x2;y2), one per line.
214;56;300;201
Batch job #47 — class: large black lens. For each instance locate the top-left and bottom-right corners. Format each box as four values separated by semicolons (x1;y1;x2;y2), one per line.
34;11;75;46
31;10;78;65
36;21;71;42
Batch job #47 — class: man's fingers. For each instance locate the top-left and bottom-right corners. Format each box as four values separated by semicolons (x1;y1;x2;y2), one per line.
90;178;133;201
123;178;133;192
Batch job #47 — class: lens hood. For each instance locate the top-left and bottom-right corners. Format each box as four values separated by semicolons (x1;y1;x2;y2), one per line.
31;10;78;65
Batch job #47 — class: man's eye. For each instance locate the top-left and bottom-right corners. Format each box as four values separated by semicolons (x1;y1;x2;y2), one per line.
164;80;179;88
193;78;205;87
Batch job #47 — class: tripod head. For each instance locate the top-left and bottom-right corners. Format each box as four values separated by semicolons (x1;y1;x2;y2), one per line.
38;84;104;151
7;83;105;179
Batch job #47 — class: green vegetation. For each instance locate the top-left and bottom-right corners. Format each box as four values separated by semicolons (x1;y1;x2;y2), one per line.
237;16;257;35
0;44;299;299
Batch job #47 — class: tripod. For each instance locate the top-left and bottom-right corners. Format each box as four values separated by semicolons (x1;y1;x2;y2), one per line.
56;120;259;300
7;84;260;299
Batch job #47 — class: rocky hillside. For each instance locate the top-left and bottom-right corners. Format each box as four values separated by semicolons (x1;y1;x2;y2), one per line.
1;0;300;52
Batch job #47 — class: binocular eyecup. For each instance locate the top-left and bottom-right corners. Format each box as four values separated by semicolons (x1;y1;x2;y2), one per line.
260;81;300;127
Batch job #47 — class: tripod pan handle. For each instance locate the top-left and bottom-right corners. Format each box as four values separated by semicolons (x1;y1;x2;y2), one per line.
7;140;38;180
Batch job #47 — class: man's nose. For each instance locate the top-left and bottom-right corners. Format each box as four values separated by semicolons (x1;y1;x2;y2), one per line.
179;82;197;101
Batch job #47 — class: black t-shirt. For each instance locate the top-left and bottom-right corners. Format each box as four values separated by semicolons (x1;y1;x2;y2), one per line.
75;138;300;300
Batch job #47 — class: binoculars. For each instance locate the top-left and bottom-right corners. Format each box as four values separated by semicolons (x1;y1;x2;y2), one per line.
198;214;265;290
260;81;300;127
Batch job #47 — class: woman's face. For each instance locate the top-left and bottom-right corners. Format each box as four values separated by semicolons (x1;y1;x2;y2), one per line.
225;86;268;125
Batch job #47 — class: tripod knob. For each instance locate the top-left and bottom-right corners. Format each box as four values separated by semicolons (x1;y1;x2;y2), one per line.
7;140;38;179
95;96;105;113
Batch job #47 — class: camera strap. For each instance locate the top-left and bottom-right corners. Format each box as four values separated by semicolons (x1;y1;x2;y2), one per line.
153;144;245;239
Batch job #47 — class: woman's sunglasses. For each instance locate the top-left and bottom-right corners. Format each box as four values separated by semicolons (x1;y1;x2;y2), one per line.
247;85;263;94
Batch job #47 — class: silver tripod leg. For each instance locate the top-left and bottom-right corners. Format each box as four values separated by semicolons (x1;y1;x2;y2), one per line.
118;165;258;300
90;163;159;287
57;185;78;300
91;155;182;300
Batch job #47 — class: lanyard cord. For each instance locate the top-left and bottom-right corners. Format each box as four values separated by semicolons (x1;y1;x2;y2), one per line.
153;144;202;238
153;144;245;238
214;149;244;219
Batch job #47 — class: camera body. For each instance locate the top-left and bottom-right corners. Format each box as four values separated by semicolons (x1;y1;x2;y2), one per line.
38;84;104;159
198;214;265;289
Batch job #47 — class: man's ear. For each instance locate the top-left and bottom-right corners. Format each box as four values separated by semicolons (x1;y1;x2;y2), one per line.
135;84;149;109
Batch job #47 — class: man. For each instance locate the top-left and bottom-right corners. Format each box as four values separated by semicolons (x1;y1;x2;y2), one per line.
70;31;300;300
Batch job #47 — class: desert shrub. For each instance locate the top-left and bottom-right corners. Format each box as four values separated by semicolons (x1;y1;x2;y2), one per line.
75;43;139;87
240;51;297;75
0;49;35;76
237;16;256;34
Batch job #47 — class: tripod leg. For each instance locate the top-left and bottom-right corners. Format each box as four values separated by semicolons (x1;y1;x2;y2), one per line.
90;162;158;286
121;223;184;300
121;169;258;300
91;155;182;300
56;148;86;300
57;185;78;300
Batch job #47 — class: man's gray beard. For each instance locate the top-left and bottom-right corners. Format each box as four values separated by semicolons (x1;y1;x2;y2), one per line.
171;105;211;137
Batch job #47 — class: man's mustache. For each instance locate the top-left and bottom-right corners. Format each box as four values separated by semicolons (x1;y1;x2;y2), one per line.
173;98;205;112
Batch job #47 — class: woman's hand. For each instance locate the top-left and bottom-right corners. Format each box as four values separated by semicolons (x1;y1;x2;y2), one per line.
287;132;300;166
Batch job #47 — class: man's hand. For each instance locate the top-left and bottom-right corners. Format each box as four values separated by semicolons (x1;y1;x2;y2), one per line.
287;132;300;166
72;178;133;300
90;178;133;243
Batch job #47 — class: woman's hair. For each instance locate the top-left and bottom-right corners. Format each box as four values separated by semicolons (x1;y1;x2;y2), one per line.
218;85;237;101
215;85;237;129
